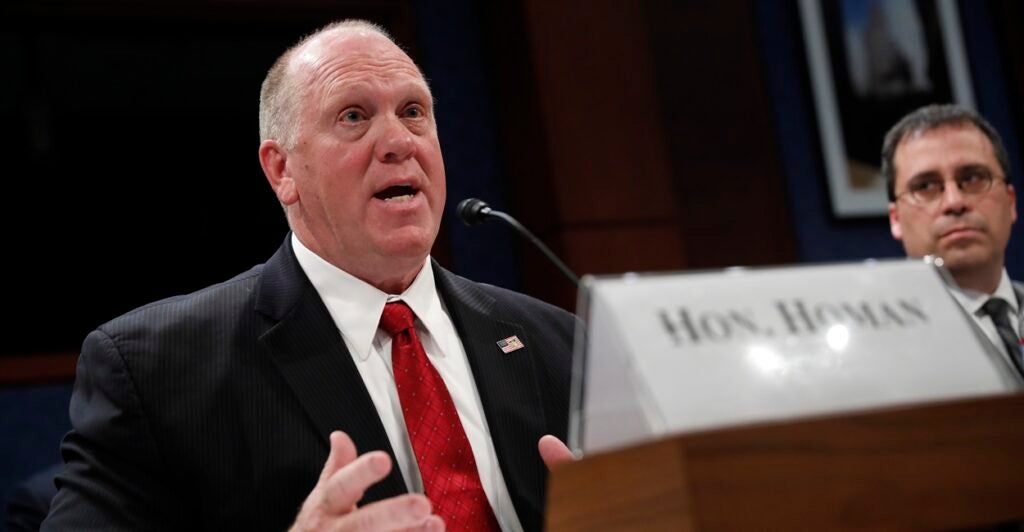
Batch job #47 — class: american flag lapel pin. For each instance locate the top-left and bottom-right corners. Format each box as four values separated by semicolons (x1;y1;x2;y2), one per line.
496;335;525;354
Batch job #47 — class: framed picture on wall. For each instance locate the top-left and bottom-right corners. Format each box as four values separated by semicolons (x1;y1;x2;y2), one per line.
798;0;975;218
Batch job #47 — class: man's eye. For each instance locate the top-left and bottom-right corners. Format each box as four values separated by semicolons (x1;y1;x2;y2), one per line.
910;180;941;193
402;106;424;119
341;110;365;123
960;171;985;184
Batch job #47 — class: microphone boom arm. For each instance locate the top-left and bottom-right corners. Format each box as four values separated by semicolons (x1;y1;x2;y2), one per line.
488;210;580;287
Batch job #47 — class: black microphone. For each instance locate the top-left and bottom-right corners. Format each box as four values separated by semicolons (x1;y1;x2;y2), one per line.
455;197;493;226
456;198;580;287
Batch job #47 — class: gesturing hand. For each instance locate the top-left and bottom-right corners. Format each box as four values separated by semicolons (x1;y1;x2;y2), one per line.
290;431;445;532
538;435;577;469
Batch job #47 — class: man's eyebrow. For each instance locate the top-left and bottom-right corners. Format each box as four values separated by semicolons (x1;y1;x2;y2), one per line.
954;163;994;175
907;169;941;182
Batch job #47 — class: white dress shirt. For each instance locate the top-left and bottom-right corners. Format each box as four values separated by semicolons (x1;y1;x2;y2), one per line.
948;269;1022;371
291;234;523;532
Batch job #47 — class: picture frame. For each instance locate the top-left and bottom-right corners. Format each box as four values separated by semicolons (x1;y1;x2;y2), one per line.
798;0;975;218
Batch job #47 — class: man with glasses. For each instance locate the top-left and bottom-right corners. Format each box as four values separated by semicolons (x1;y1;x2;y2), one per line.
884;103;1022;377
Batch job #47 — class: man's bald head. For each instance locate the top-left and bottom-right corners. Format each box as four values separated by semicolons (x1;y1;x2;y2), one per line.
258;20;405;150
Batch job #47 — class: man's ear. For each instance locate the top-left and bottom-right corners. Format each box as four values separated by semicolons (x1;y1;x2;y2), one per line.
888;202;903;241
259;140;298;205
1008;183;1017;225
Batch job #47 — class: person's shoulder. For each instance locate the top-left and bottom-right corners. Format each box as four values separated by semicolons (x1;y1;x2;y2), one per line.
435;265;574;323
75;264;271;381
478;281;571;318
97;264;265;336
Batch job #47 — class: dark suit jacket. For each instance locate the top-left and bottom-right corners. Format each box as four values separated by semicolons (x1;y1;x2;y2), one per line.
42;236;574;531
6;464;63;532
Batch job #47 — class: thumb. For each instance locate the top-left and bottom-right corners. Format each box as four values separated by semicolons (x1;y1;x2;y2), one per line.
319;431;358;482
538;435;577;470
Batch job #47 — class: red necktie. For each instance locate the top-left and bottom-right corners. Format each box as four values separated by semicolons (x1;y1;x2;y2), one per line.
379;301;500;531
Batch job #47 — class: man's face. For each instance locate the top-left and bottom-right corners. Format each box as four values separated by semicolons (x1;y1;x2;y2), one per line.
888;124;1016;277
269;30;445;290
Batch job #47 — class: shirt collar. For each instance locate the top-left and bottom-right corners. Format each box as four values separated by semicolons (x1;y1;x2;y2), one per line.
948;268;1019;318
291;233;441;361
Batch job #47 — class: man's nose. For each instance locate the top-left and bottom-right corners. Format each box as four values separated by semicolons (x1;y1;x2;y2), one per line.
374;117;415;163
940;181;969;215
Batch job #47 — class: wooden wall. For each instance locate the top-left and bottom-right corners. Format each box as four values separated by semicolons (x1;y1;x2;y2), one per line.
483;0;797;309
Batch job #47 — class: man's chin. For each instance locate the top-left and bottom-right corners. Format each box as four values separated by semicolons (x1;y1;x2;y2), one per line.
375;232;436;261
937;246;993;273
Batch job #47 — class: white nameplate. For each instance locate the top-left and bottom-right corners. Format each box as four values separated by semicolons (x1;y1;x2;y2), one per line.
570;259;1017;454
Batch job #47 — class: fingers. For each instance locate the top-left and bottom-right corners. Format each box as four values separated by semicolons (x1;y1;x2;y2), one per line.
538;434;577;469
294;432;439;532
320;431;358;483
396;514;446;532
321;450;393;514
338;493;440;531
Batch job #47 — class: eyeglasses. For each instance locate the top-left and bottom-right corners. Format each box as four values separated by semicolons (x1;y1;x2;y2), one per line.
895;168;1007;205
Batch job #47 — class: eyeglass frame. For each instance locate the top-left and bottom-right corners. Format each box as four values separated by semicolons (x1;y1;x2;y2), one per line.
893;165;1010;205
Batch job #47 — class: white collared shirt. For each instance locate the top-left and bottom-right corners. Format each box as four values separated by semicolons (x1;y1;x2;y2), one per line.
291;234;523;532
948;269;1022;369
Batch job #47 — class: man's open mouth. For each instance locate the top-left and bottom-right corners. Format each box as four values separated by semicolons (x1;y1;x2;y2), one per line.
374;184;418;203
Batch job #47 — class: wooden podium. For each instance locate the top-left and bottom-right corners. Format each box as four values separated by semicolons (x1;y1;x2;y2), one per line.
546;393;1024;530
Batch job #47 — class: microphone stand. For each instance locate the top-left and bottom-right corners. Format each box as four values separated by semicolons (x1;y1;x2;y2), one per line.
486;210;580;287
456;198;580;287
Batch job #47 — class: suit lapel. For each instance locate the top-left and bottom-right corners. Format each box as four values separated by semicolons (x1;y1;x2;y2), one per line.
433;263;548;525
254;237;406;502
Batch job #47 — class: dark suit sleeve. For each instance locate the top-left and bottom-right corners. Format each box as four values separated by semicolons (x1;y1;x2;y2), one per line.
6;464;62;532
42;329;188;531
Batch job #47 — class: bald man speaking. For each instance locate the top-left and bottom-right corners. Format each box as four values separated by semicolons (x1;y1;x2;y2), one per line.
44;20;574;532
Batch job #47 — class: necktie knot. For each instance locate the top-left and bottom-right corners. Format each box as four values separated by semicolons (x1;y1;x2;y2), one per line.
380;301;415;337
981;297;1011;322
979;297;1024;379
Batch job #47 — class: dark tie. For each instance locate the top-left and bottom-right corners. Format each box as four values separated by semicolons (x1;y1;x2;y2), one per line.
379;301;500;531
980;297;1024;378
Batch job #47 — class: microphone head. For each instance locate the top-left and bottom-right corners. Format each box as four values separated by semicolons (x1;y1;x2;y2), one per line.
456;198;493;226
